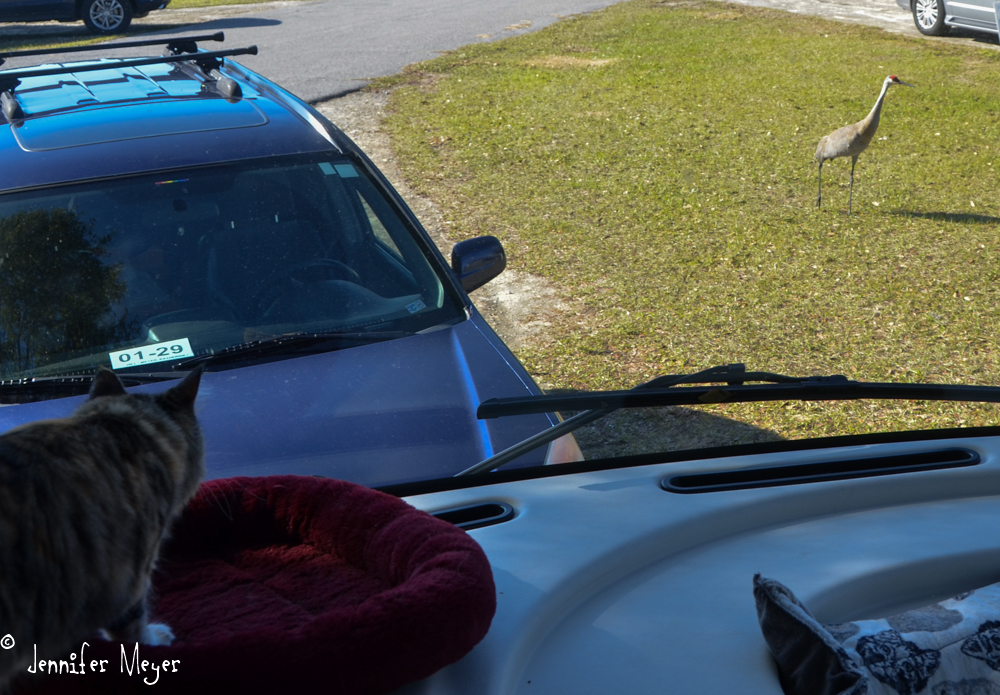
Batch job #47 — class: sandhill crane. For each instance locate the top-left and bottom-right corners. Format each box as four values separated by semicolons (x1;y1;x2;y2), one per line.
816;75;914;214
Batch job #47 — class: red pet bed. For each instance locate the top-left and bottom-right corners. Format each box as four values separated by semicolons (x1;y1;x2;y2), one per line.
20;476;496;695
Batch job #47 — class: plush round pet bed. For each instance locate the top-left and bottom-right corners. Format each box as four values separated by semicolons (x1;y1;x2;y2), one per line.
20;475;497;695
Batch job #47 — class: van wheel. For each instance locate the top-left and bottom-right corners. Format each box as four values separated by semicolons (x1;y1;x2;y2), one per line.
913;0;948;35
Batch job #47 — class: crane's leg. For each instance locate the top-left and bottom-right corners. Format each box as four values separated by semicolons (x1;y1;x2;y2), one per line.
817;161;823;208
848;156;857;215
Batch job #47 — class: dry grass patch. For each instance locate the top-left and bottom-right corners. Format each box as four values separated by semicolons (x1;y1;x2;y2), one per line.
524;55;617;69
704;10;742;19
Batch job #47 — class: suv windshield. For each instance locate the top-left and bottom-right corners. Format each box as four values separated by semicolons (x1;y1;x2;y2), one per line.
0;154;462;381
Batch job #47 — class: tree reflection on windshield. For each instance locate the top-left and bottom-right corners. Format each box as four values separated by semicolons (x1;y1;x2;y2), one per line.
0;209;131;378
0;155;463;384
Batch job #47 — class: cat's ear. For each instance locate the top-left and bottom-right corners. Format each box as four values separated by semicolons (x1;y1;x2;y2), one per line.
90;367;127;399
165;366;203;409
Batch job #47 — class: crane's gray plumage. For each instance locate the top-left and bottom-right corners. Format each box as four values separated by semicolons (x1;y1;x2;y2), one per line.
816;75;913;214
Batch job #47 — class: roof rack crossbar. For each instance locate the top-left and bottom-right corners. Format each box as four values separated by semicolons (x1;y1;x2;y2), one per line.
0;32;225;66
0;45;257;94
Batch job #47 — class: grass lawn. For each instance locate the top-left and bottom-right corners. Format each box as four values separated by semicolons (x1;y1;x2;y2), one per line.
379;0;1000;443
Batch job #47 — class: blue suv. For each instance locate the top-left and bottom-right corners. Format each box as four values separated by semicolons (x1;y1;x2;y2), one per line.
0;34;581;487
0;0;167;34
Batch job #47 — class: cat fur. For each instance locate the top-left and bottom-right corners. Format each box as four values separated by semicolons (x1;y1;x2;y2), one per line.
0;367;204;689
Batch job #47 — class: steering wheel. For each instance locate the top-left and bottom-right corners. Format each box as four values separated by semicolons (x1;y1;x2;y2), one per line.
254;259;362;317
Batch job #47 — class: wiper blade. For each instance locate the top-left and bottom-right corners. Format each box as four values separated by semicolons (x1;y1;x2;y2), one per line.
0;375;97;398
172;331;411;370
457;364;744;476
478;368;1000;418
456;363;1000;476
0;371;188;404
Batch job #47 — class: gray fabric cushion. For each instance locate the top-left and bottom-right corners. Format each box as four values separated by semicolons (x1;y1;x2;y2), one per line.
754;574;1000;695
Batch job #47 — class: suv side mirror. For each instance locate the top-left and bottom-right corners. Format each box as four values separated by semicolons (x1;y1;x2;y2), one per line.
451;236;506;293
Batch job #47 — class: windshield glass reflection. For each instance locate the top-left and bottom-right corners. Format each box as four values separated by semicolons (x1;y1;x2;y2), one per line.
0;155;461;380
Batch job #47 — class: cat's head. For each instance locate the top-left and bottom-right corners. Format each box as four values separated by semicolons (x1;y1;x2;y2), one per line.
89;366;203;412
87;366;205;503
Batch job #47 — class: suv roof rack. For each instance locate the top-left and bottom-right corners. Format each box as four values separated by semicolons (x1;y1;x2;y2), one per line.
0;44;258;115
0;32;227;67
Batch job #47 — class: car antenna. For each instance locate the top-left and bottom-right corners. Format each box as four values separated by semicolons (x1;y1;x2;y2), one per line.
0;32;226;67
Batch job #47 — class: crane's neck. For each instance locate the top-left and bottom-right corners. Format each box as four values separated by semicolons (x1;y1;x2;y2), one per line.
860;80;891;136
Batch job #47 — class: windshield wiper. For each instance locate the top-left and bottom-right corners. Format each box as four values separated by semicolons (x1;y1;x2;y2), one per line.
171;331;412;370
456;364;1000;476
0;371;190;403
0;332;412;400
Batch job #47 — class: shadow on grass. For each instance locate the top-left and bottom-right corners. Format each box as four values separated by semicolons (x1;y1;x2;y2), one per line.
546;388;784;459
946;25;1000;46
891;210;1000;225
572;408;784;460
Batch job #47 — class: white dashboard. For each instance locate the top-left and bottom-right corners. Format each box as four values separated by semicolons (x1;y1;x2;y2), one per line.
398;435;1000;694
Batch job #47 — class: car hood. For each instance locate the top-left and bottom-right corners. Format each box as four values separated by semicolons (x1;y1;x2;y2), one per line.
0;318;550;488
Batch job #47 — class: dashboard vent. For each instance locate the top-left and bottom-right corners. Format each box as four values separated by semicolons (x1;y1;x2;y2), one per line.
662;448;981;494
431;502;515;530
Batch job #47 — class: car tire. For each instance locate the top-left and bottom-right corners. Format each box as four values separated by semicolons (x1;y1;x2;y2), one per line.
82;0;133;34
912;0;949;35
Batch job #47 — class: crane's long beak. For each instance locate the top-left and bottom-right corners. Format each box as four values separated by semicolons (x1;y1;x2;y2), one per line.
898;80;915;87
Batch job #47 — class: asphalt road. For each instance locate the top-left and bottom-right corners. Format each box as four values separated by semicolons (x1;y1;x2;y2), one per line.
3;0;997;103
2;0;625;103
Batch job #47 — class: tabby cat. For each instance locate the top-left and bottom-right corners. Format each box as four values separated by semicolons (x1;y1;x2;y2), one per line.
0;366;204;689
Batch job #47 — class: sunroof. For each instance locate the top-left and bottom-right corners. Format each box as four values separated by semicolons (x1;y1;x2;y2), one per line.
10;97;268;151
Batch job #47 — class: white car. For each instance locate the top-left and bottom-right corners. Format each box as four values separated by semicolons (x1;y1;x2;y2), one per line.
899;0;1000;36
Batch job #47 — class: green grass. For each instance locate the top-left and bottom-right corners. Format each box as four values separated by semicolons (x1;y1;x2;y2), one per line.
379;0;1000;442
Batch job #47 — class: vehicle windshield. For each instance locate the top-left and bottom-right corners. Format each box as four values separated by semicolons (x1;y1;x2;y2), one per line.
0;154;463;382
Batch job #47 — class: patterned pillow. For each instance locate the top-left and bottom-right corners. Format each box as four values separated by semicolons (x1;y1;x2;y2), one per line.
753;574;1000;695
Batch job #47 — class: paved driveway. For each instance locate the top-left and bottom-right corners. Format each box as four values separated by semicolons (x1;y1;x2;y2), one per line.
730;0;999;47
3;0;625;102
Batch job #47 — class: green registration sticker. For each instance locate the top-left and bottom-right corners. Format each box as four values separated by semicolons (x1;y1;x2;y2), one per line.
110;338;194;369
